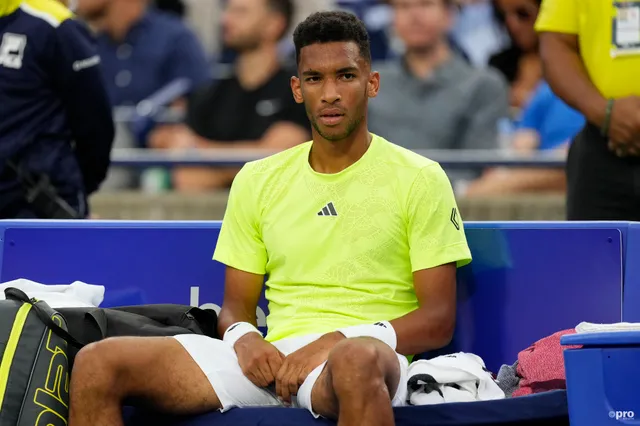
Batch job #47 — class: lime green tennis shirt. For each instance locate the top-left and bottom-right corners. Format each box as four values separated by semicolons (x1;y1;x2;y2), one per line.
213;134;472;342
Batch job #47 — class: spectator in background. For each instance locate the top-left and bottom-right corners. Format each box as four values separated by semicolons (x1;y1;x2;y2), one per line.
368;0;508;153
150;0;310;191
0;0;113;218
537;0;640;220
489;0;542;109
449;0;506;67
217;0;337;64
282;0;337;58
464;81;584;196
154;0;185;16
182;0;222;58
74;0;210;107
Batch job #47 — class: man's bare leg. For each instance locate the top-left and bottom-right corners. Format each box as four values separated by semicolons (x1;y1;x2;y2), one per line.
311;337;401;426
69;336;221;426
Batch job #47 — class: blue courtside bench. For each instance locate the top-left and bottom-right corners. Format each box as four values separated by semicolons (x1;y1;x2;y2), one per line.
1;220;638;425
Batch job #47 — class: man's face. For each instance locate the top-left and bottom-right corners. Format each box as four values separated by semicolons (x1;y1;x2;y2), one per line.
222;0;279;51
291;41;379;142
393;0;452;50
494;0;539;52
74;0;108;21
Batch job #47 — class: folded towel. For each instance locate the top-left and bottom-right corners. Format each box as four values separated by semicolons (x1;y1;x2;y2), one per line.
407;352;505;405
0;278;105;308
576;322;640;334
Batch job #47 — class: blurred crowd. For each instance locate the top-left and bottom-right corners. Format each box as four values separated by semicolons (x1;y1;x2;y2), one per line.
75;0;584;197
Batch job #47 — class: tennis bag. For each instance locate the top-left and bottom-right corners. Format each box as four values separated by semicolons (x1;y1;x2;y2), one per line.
0;287;84;426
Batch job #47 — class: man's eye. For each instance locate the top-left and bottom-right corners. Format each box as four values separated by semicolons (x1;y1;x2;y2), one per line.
342;73;356;80
305;76;320;82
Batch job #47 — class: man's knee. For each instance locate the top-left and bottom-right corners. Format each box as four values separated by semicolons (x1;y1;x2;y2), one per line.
327;337;400;394
72;338;130;394
329;338;383;372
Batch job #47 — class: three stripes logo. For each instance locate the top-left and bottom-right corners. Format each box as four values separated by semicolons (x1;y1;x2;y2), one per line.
450;208;460;230
318;202;338;217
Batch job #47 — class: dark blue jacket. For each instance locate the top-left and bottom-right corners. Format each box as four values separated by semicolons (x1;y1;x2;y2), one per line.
0;0;114;218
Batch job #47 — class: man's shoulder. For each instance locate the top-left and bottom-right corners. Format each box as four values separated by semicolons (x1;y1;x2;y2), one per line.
18;0;73;28
372;59;402;75
372;59;404;87
189;72;236;105
375;134;439;172
375;136;451;204
262;65;297;91
146;8;193;34
237;142;311;182
455;60;508;94
474;67;508;92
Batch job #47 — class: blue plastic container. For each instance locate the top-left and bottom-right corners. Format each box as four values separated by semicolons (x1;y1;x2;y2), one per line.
561;332;640;425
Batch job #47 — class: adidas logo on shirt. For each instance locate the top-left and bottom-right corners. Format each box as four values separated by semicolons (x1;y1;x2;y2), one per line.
317;202;338;217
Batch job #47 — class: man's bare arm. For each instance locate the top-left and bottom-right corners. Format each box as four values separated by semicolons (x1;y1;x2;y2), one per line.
217;266;286;387
539;32;607;126
152;123;310;191
217;267;265;337
540;32;640;151
150;122;309;151
389;263;457;355
196;123;309;150
464;168;566;196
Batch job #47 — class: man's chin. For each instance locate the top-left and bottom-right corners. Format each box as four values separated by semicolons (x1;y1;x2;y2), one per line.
319;129;349;142
311;119;354;142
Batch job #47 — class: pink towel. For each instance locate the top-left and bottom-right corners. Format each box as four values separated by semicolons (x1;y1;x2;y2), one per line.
512;329;580;397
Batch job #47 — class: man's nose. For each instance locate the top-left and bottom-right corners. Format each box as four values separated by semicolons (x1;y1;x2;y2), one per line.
321;79;341;104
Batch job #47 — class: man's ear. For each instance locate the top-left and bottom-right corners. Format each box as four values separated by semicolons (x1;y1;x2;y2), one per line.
367;71;380;98
291;76;304;104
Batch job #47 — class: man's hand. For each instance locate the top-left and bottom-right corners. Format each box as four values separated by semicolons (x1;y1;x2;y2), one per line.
276;332;345;404
606;97;640;156
148;125;200;150
608;139;640;157
234;332;285;388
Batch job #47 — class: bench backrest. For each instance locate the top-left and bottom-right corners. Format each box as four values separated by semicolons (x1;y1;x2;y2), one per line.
0;220;629;372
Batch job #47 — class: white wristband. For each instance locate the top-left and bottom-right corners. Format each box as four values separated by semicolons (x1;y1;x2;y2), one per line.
223;322;263;348
337;321;397;350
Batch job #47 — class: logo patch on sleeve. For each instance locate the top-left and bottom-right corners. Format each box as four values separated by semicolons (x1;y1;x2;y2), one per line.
450;208;460;230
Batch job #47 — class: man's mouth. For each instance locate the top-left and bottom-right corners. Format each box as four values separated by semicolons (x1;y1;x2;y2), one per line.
318;110;345;126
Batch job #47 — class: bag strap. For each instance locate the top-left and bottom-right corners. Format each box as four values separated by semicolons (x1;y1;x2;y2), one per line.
4;287;87;349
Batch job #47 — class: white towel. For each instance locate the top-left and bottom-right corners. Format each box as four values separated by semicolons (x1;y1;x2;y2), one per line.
407;352;505;406
0;278;105;308
576;322;640;334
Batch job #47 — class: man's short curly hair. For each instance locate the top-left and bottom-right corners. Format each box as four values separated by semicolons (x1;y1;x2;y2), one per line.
293;11;371;65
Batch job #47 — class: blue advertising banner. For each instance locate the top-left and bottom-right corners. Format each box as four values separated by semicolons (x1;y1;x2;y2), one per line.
0;220;628;372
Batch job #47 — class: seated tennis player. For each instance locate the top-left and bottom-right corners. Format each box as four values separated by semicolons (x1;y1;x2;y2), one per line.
69;11;472;426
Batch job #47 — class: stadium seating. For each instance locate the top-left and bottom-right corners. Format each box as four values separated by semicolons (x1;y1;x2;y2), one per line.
1;219;638;425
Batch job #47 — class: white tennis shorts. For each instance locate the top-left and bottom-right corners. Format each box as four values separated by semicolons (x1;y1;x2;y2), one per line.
173;333;409;417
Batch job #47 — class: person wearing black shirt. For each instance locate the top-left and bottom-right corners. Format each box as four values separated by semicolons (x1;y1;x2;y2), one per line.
185;65;308;146
150;0;309;191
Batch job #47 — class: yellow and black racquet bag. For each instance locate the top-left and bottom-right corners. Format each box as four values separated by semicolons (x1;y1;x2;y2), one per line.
0;287;83;426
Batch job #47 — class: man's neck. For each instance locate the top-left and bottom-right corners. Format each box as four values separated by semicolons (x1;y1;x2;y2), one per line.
236;45;281;90
404;41;451;79
309;125;372;175
101;2;146;42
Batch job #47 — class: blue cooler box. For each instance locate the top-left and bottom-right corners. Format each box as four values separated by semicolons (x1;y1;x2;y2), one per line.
561;332;640;425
